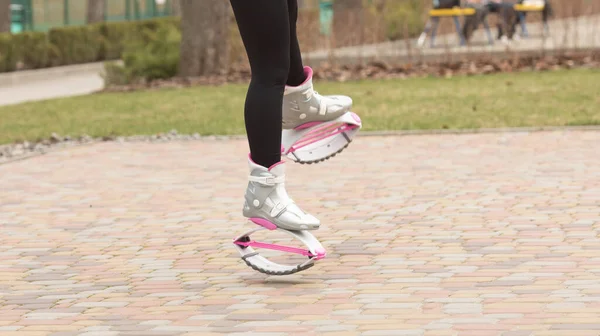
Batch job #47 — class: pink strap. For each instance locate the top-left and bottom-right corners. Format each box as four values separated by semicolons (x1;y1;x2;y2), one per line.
234;240;321;258
289;123;359;153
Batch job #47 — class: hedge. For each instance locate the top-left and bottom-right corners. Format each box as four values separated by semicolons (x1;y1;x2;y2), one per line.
0;10;318;75
0;5;423;75
0;33;17;72
0;16;180;73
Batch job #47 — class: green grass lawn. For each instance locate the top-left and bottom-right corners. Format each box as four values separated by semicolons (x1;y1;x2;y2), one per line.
1;69;599;145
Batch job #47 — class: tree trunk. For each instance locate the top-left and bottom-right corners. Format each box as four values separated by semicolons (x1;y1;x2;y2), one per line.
0;0;11;33
332;0;365;48
86;0;105;24
171;0;182;16
179;0;230;77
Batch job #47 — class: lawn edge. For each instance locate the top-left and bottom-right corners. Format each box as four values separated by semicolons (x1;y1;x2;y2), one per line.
2;125;599;166
357;125;600;136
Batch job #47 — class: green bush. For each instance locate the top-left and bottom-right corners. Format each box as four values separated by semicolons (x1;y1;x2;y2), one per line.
97;17;181;61
102;60;129;86
97;21;133;60
47;25;105;66
0;16;181;73
2;15;243;77
116;22;181;83
12;32;52;69
0;32;50;72
382;0;426;40
136;15;180;33
0;33;17;72
366;0;425;40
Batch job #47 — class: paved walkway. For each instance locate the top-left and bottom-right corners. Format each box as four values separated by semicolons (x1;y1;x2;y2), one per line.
0;62;106;107
0;73;105;107
1;131;600;335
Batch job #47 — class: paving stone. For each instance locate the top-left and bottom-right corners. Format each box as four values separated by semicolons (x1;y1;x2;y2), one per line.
0;326;23;331
551;324;600;330
1;132;599;334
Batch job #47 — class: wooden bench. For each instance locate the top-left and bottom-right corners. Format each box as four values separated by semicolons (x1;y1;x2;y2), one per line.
418;7;494;48
514;3;549;37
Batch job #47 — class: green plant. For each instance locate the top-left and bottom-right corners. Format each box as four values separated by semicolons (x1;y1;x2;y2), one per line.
47;25;105;66
367;0;425;40
97;21;133;60
96;17;181;62
102;61;129;86
0;33;17;72
0;16;183;74
120;23;181;82
12;32;52;69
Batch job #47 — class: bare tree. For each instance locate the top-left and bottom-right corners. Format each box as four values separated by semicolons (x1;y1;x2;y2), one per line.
179;0;230;77
0;0;11;33
86;0;106;24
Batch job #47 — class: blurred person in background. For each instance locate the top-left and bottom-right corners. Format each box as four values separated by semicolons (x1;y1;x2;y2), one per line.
462;0;519;43
462;0;491;42
515;0;553;34
487;0;519;41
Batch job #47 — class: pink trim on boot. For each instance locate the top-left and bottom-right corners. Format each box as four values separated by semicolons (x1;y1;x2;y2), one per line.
248;153;284;171
286;66;313;88
268;161;285;171
249;218;277;230
294;121;322;130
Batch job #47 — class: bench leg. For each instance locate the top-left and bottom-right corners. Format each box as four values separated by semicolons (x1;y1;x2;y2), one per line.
453;16;466;46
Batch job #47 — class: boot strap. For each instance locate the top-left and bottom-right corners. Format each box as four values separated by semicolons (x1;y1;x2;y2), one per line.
248;175;285;186
270;199;295;218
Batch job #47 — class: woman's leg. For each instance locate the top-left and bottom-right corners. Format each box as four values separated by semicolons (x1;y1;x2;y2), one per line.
230;0;290;168
286;0;306;87
230;0;320;231
281;0;353;130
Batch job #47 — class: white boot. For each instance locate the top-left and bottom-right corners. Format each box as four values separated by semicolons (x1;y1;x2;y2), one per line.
282;66;353;130
242;155;320;231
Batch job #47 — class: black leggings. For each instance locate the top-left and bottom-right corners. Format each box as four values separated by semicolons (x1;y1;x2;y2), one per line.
230;0;306;168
